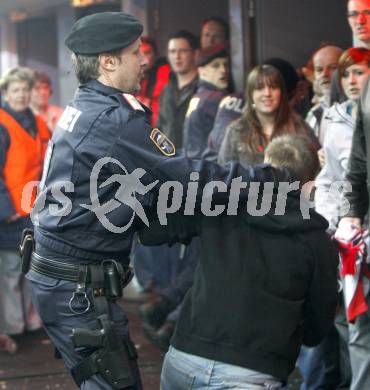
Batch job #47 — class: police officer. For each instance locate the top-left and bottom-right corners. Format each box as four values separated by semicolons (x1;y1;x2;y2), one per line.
183;43;230;159
202;91;246;162
25;12;287;390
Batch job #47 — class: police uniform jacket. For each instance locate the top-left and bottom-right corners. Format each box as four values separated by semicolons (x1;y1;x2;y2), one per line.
34;79;283;264
183;80;228;159
202;92;246;162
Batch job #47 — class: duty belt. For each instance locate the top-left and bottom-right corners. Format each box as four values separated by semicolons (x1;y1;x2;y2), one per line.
30;251;134;301
30;252;132;283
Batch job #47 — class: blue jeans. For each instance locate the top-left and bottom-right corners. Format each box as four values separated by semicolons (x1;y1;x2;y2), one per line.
298;345;325;390
161;346;282;389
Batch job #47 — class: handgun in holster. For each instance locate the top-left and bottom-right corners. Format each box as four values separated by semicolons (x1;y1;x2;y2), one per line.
71;314;137;389
19;228;34;274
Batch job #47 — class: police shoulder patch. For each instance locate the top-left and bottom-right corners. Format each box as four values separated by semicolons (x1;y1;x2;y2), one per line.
122;93;145;111
185;97;200;118
150;128;176;156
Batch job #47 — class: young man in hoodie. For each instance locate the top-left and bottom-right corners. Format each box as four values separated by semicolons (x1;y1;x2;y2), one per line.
140;134;338;389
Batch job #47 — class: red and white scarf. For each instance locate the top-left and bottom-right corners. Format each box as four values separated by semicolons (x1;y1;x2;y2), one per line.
335;225;370;322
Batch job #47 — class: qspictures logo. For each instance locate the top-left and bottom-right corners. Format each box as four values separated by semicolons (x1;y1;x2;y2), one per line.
22;157;352;234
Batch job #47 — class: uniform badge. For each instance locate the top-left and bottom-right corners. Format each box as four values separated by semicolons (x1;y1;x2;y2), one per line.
150;128;176;156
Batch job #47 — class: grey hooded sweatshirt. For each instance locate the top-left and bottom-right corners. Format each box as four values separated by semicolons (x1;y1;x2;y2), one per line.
315;100;356;232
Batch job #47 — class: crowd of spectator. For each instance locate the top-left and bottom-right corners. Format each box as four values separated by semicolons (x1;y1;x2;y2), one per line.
0;1;370;389
133;2;370;389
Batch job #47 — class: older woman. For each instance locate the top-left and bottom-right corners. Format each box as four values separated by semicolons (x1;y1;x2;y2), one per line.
0;67;50;340
218;64;319;167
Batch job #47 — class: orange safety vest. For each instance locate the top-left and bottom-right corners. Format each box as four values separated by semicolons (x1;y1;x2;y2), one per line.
0;109;50;216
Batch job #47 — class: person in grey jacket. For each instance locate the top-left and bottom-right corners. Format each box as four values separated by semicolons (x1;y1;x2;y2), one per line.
316;48;370;233
320;47;370;390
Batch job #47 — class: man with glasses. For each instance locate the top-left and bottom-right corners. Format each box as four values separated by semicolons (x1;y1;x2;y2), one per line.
347;0;370;49
331;0;370;104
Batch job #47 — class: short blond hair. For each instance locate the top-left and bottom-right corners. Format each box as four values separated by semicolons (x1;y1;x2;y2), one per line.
0;66;34;92
264;134;319;184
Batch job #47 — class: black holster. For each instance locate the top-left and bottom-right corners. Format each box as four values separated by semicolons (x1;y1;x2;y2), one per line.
72;315;137;389
19;228;34;274
71;262;137;389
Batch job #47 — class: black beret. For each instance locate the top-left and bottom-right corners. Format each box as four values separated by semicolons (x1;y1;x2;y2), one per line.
65;12;143;54
196;44;228;67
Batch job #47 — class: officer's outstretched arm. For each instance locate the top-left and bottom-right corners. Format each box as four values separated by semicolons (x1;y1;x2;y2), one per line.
110;111;291;207
138;213;201;247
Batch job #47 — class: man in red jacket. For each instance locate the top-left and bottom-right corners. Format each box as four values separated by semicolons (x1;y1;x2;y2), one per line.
136;36;170;126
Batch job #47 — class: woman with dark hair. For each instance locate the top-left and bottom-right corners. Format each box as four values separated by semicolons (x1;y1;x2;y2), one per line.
218;64;319;167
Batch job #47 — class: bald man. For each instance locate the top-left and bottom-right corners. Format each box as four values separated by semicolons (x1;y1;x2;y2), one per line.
305;45;343;144
200;17;228;48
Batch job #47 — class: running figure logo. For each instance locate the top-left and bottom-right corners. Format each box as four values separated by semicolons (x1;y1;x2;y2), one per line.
81;157;158;233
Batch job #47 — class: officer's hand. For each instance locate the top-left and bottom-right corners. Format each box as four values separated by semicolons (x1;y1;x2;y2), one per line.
138;214;199;247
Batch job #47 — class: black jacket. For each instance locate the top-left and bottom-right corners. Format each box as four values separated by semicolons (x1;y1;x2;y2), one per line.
140;192;338;381
343;77;370;221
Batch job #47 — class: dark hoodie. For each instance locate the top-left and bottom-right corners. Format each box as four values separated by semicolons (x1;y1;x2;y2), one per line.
140;190;338;381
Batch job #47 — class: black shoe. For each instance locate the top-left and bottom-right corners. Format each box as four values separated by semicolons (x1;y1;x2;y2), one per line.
139;294;174;329
144;321;175;352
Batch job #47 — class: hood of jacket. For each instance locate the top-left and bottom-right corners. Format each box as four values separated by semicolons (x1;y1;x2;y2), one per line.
242;188;328;234
324;100;355;128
